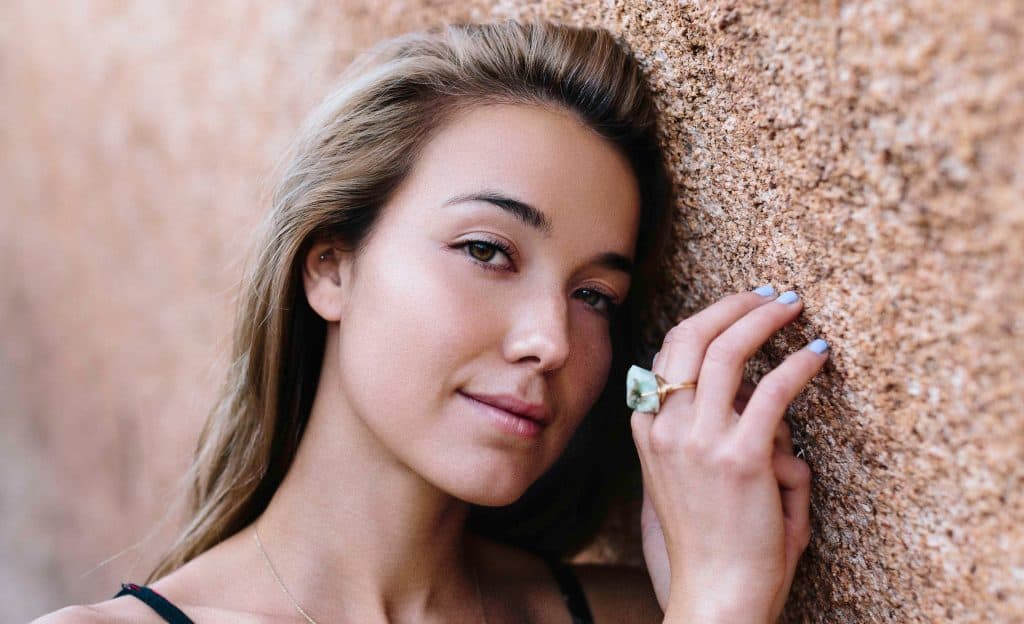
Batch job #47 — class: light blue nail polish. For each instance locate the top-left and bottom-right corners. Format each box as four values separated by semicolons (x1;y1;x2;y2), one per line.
753;284;776;297
808;338;829;354
776;290;799;304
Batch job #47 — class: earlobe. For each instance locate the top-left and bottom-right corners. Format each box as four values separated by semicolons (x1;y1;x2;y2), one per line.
302;242;348;322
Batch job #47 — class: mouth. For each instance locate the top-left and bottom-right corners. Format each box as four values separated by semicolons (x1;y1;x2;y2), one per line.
458;391;548;441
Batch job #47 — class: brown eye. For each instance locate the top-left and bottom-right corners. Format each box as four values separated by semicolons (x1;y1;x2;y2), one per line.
468;242;497;263
574;287;619;317
579;290;604;307
454;238;515;271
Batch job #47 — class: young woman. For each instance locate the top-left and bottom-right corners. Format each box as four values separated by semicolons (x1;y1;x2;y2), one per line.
38;19;826;624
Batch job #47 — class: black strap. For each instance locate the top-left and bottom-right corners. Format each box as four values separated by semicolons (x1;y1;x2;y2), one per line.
546;559;595;624
114;583;195;624
116;567;592;624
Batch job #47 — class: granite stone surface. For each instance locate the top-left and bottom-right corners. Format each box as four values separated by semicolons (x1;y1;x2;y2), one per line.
2;1;1020;622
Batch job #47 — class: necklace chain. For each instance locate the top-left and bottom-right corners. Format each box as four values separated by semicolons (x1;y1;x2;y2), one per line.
253;524;488;624
254;525;318;624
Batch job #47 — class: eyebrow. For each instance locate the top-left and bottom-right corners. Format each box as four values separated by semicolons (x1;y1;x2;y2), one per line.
443;190;553;235
442;189;634;275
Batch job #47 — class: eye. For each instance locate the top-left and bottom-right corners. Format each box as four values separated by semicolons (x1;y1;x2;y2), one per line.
452;237;515;272
574;287;620;318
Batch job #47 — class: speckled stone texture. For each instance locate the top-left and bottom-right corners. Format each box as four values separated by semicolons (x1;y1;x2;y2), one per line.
2;1;1021;622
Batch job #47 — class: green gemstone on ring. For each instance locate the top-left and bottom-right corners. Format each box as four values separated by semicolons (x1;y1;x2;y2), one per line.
626;365;661;413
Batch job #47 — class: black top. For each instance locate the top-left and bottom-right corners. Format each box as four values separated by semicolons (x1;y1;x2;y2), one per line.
115;558;594;623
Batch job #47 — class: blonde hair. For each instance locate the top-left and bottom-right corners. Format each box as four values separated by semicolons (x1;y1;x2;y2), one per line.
146;18;674;581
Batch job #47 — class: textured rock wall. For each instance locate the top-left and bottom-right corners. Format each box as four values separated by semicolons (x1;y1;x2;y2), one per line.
2;1;1020;622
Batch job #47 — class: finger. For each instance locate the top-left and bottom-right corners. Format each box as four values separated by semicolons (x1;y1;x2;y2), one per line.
779;485;812;578
631;410;663;528
773;417;793;455
774;452;811;543
630;409;654;458
692;291;805;430
652;286;778;414
774;450;811;492
738;338;830;449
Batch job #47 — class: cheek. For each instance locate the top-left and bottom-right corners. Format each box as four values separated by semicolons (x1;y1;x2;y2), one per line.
335;247;494;425
566;321;614;416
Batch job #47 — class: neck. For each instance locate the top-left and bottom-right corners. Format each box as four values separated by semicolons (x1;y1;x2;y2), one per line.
253;334;482;622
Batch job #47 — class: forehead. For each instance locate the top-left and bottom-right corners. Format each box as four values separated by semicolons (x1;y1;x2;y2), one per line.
391;103;641;258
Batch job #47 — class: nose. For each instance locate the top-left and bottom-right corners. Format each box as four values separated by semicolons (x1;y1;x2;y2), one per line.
502;287;572;373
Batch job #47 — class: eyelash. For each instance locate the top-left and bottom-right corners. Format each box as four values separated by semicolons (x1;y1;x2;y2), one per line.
450;237;621;317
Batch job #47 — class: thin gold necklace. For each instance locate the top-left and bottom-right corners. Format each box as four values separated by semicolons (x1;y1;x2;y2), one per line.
253;524;489;623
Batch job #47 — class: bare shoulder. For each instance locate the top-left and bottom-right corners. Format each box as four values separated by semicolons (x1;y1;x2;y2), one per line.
30;596;166;624
30;605;108;624
570;562;664;624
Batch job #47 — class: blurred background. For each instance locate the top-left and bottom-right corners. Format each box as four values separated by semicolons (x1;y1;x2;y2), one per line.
3;1;1022;622
0;2;503;620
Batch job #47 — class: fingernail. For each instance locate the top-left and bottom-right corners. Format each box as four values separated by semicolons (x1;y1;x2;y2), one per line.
807;338;829;354
776;290;799;304
753;284;776;297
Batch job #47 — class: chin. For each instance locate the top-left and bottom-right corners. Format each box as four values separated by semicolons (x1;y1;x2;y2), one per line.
461;485;530;508
442;464;538;508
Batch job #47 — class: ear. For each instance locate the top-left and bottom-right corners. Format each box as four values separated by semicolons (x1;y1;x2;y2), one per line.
302;240;351;322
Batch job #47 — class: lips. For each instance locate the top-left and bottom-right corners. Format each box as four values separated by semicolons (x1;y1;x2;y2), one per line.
458;391;551;425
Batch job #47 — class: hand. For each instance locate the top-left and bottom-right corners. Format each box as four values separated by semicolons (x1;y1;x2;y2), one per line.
640;381;801;615
639;379;761;607
631;288;827;622
640;378;807;620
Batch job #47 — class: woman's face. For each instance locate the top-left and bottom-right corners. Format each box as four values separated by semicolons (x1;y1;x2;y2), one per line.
312;103;641;505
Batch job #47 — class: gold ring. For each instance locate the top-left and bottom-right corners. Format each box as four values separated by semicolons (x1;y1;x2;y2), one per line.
626;365;697;414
